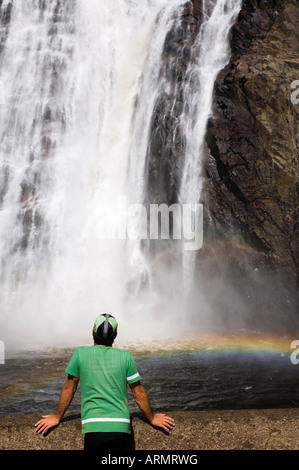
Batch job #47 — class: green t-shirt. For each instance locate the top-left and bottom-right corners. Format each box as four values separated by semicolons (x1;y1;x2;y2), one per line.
65;345;141;434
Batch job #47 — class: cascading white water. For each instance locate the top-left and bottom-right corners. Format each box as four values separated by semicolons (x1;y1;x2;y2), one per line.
178;0;242;298
0;0;241;351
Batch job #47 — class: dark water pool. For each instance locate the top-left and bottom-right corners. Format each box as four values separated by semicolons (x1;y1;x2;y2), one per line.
0;347;298;416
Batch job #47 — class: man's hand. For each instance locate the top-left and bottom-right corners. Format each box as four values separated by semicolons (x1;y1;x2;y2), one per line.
150;413;175;432
130;381;175;433
35;414;60;435
34;375;79;436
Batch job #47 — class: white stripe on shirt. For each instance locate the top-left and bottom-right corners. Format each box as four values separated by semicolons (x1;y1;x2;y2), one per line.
126;372;140;381
82;418;131;424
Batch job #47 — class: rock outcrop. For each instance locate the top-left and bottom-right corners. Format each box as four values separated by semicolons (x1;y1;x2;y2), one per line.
202;0;299;331
145;0;299;332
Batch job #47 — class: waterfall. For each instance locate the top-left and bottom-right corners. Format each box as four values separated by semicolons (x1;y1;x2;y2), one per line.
179;0;242;298
0;0;241;351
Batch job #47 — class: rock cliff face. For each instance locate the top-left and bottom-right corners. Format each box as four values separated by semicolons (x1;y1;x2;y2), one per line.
202;0;299;331
145;0;298;332
145;1;204;206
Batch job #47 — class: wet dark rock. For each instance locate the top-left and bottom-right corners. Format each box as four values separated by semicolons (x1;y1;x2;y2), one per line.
146;3;202;206
0;0;12;25
145;0;299;330
0;1;12;53
203;0;299;322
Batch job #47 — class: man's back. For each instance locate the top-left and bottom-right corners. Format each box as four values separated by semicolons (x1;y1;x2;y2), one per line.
35;314;174;450
66;345;141;434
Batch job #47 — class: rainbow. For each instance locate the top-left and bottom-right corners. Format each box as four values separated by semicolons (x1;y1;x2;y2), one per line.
125;332;296;359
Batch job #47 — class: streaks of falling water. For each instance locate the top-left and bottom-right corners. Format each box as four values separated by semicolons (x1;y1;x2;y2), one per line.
0;0;186;349
178;0;242;300
0;1;241;351
0;0;76;278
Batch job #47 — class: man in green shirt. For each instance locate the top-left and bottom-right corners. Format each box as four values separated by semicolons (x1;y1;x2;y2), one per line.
35;314;175;450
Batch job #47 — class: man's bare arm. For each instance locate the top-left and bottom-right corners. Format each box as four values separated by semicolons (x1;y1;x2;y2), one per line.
129;381;175;432
35;374;79;435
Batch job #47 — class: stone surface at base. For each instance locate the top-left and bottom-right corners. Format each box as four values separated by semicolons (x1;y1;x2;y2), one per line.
1;409;299;450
